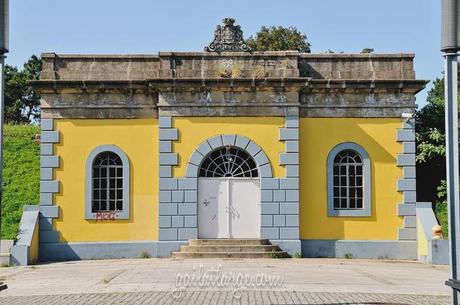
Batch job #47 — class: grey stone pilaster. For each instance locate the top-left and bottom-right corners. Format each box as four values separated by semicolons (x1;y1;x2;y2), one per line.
396;117;416;240
39;118;61;246
158;116;198;241
262;115;300;243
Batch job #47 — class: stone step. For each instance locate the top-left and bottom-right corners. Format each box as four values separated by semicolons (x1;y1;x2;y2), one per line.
179;245;279;253
171;251;289;259
188;239;269;246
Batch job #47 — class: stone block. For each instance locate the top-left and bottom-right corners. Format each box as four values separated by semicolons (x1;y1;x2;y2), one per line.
261;178;279;190
178;228;197;240
246;141;262;156
254;151;269;166
279;178;299;190
398;228;416;240
261;215;273;227
159;216;172;228
159;166;172;178
40;205;59;218
172;216;184;228
41;143;53;155
285;141;299;153
159;191;172;203
171;191;184;203
261;227;279;239
207;136;223;149
40;193;53;206
159;128;178;141
280;227;299;240
41;131;60;143
280;202;298;215
178;203;197;215
41;118;54;131
178;178;197;190
403;167;416;179
159;153;178;165
159;203;177;215
397;154;415;166
397;203;415;216
279;128;298;140
397;179;416;192
279;153;299;165
285;116;299;128
196;142;212;156
403;191;417;203
184;190;197;202
159;141;172;153
274;215;286;227
159;116;172;128
159;178;177;190
273;190;286;202
41;155;59;168
41;180;59;193
285;215;299;227
261;190;273;202
285;165;299;177
184;215;197;227
186;164;199;177
40;168;53;180
404;215;416;228
159;229;177;241
403;142;416;154
397;129;415;142
259;164;273;178
235;135;250;149
261;202;279;214
285;190;299;202
222;134;236;146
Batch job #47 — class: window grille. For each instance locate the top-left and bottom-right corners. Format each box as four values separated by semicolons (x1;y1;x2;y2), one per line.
332;149;364;210
92;151;124;212
199;146;258;178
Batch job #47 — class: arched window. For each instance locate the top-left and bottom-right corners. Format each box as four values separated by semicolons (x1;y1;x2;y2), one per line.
333;150;363;210
327;143;371;217
92;152;123;213
85;145;130;220
199;146;258;178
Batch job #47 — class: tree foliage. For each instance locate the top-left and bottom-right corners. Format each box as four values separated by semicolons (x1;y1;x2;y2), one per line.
414;68;460;235
246;26;311;53
4;55;41;123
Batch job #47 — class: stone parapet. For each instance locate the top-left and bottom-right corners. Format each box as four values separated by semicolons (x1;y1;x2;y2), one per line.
32;52;427;119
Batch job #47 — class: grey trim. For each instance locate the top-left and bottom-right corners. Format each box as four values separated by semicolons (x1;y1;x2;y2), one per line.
41;118;54;131
397;203;416;216
396;117;417;241
39;241;187;261
40;205;59;218
398;228;417;240
326;142;372;217
41;131;60;143
270;240;301;256
10;206;40;265
301;239;417;259
85;145;130;220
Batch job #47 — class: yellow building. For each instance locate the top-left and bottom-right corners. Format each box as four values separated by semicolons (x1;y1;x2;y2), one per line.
13;19;427;263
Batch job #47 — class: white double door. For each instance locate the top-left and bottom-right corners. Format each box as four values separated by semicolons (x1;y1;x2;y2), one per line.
198;178;261;239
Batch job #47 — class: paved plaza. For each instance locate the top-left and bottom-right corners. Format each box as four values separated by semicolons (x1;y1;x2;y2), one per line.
0;258;451;304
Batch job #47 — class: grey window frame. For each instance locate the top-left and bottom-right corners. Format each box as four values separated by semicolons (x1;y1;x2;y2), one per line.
327;142;371;217
85;145;130;220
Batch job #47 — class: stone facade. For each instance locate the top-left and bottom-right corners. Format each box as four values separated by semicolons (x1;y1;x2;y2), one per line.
27;23;427;261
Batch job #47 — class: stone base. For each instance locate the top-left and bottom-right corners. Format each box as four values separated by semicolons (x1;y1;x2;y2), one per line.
39;241;186;262
301;240;417;260
271;240;301;256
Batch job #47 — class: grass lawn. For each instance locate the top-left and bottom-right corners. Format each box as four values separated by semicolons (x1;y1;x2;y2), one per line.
1;124;40;240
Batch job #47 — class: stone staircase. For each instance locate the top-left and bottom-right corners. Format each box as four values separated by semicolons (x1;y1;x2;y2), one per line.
171;239;289;258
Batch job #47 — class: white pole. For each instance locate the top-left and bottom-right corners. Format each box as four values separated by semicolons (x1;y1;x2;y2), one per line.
445;51;460;305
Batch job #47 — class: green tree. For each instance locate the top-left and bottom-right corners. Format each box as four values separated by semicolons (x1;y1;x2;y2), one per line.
246;26;311;53
4;55;41;123
415;70;460;235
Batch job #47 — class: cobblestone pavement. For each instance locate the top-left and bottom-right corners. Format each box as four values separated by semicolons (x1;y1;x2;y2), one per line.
0;258;450;304
0;290;450;305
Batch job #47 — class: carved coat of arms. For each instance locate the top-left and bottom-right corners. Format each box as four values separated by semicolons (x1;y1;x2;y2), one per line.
205;18;252;52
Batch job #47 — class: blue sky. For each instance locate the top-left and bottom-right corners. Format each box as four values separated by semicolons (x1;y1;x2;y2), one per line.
9;0;442;106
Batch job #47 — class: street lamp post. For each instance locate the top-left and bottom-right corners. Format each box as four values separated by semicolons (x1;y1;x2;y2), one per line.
0;0;7;292
442;0;460;304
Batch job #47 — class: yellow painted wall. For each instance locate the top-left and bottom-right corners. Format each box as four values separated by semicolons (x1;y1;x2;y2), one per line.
54;119;158;242
300;118;403;240
173;117;285;178
417;217;428;257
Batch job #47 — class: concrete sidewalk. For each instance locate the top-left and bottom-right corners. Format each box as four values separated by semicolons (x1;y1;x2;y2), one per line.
0;258;451;304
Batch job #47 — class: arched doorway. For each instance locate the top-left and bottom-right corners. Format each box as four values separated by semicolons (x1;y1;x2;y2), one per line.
198;146;261;239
